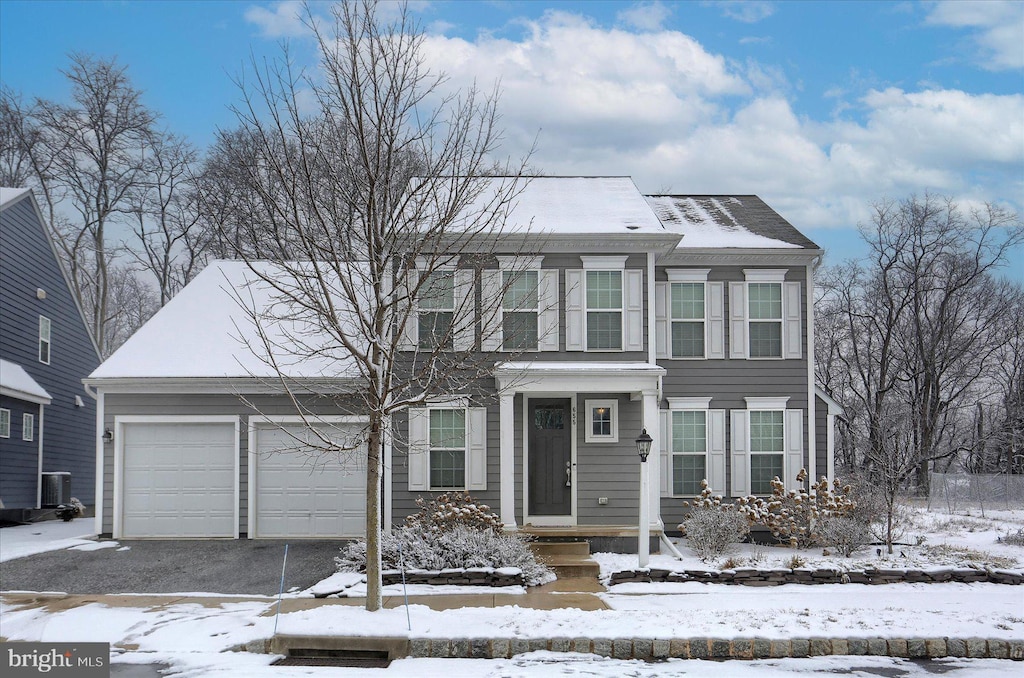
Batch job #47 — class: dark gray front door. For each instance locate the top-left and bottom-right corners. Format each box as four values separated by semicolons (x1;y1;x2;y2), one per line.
528;398;572;517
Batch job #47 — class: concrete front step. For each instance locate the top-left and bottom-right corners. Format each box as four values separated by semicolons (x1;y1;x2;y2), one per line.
542;555;601;579
529;541;590;557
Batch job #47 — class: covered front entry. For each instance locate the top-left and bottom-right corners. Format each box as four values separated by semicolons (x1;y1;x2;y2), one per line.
527;398;573;521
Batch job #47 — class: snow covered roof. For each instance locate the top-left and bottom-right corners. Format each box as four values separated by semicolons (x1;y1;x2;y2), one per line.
645;195;819;250
0;187;31;210
0;359;52;404
88;261;359;381
445;177;667;235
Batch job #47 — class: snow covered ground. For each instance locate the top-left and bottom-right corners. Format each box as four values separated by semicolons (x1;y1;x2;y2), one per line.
0;519;96;562
2;508;1022;676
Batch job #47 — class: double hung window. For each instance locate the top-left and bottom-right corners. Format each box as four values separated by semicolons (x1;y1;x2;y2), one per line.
503;270;539;351
748;283;782;358
22;413;34;442
0;409;9;438
671;410;707;496
671;282;705;358
39;316;51;364
418;271;455;349
429;409;466;489
749;409;784;494
586;270;622;350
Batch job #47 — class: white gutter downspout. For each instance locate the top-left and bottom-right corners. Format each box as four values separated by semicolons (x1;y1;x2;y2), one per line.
647;251;664;532
84;383;103;535
806;257;820;485
36;404;44;509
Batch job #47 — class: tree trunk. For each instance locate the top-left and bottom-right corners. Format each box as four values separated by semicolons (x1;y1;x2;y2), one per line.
365;416;382;612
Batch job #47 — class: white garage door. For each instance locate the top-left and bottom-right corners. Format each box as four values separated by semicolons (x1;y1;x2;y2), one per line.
121;421;237;538
253;423;367;538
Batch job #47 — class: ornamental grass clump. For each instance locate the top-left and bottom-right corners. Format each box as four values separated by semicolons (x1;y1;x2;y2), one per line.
678;481;750;561
336;492;552;586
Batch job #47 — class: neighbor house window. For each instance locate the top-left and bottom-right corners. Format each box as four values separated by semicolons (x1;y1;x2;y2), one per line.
749;410;784;494
0;409;10;438
39;316;51;364
586;270;622;350
22;413;34;442
672;410;707;496
503;270;539;351
418;271;455;350
748;283;782;358
584;399;618;443
671;282;705;358
429;408;466;489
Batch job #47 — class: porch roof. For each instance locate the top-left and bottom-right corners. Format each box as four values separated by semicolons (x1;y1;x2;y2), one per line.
0;359;52;405
493;361;664;394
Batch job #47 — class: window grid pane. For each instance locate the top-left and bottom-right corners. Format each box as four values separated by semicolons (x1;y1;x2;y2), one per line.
503;271;538;310
586;271;622;310
750;453;784;494
749;322;782;357
673;455;706;496
587;311;622;350
592;406;612;437
672;411;707;453
420;272;455;310
22;413;33;442
748;283;782;320
671;321;704;357
430;449;465;489
749;411;784;452
503;312;538;350
418;311;454;349
0;409;9;438
671;283;704;320
429;409;466;448
39;316;51;364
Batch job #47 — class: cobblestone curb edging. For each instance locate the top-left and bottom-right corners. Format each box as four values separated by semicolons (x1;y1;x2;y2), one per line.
380;568;524;587
401;636;1024;660
608;566;1023;586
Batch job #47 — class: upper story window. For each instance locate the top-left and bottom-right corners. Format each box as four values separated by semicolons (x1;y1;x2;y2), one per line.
429;408;466;490
22;413;34;442
656;270;724;360
672;282;705;358
39;316;51;364
748;283;782;358
503;270;539;351
585;270;623;350
0;409;9;438
418;270;455;350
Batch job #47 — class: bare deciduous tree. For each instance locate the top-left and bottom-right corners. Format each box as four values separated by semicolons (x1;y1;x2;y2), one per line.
223;1;533;612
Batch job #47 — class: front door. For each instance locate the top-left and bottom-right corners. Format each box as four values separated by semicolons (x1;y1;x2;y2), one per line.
528;398;572;517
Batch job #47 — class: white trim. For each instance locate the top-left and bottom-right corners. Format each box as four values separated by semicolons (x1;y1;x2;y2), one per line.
82;377;360;395
94;389;104;535
744;396;790;410
499;392;516;529
0;408;9;437
522;395;577;527
494;362;665;395
806;263;816;481
665;268;710;282
113;415;241;539
667;397;712;410
826;413;836;481
742;269;787;283
647;252;657;366
247;415;369;539
383;415;393;533
22;412;34;441
581;255;628;270
584;399;619;443
496;255;544;270
35;405;44;509
424;395;470;408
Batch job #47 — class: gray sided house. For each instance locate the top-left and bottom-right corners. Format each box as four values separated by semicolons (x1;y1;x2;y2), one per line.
1;188;101;519
85;177;834;552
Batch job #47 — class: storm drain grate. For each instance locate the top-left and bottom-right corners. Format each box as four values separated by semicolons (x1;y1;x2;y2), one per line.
272;649;391;669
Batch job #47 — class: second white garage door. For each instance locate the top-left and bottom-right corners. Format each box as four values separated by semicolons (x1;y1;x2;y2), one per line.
252;422;367;538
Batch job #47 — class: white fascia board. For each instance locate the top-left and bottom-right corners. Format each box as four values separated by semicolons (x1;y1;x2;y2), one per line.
82;377;362;395
494;361;664;394
657;248;823;267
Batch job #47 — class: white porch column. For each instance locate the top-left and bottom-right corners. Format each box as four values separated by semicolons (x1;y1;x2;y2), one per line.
643;389;661;530
499;391;517;530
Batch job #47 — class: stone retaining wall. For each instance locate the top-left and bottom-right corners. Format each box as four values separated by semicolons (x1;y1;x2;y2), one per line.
380;569;523;587
401;636;1024;660
609;567;1023;586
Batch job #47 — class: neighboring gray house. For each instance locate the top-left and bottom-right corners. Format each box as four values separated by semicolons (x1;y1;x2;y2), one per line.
0;187;101;520
84;177;832;551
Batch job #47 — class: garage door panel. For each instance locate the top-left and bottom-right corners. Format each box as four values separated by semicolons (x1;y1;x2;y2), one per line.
254;423;367;538
121;422;237;538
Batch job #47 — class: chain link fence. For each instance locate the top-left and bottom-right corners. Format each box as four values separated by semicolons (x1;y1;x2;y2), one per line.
928;472;1024;512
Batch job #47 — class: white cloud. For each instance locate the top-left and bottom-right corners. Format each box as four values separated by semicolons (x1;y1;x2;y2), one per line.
616;2;673;31
707;1;776;24
245;1;310;38
926;0;1024;70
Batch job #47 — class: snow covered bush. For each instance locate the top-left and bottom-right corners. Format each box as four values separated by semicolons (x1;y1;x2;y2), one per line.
336;525;552;586
735;470;857;549
405;492;502;534
816;515;871;556
678;481;750;561
1002;528;1024;547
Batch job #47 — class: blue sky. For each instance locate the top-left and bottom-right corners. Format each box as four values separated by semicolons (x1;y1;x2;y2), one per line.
2;0;1022;272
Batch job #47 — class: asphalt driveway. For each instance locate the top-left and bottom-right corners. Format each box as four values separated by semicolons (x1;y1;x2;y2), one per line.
0;539;346;596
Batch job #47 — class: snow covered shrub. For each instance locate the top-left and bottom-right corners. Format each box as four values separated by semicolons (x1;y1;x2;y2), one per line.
405;492;502;534
816;515;871;557
335;525;552;586
679;481;750;561
735;470;857;549
1002;528;1024;547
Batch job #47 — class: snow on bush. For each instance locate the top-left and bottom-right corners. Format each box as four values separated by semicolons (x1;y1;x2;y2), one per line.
816;515;872;557
405;492;503;534
678;481;750;561
1002;528;1024;547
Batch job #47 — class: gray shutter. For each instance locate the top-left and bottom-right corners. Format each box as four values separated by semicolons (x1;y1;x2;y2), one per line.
480;269;502;352
707;282;725;360
624;268;644;352
538;269;559;351
453;269;475;351
399;269;418;351
708;409;726;493
565;269;584;351
785;409;804;491
407;408;429;491
730;410;749;496
659;409;671;496
783;281;802;359
655;282;670;359
729;282;747;359
467;407;487;491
